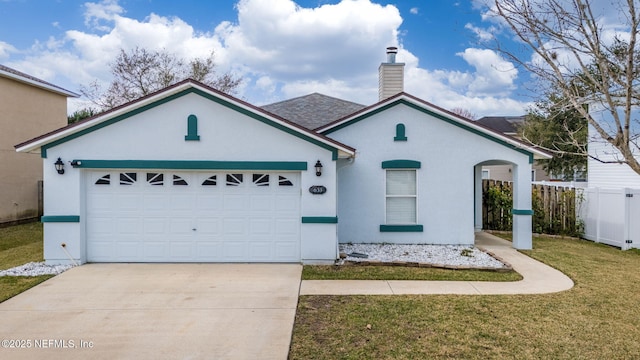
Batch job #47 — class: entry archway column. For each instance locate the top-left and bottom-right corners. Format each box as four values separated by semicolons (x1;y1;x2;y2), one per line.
512;163;533;249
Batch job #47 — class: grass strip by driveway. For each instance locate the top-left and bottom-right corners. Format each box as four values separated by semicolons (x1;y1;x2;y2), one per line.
303;265;522;281
0;222;53;303
290;236;640;360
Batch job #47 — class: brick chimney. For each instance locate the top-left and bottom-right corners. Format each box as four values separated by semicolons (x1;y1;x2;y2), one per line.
378;46;405;101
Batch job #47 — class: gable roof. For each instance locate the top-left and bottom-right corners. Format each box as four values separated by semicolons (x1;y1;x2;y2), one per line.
0;64;79;97
261;93;366;130
475;116;525;135
15;79;355;160
317;92;551;161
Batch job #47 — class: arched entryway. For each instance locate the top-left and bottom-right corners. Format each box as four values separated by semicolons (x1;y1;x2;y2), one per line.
473;159;533;249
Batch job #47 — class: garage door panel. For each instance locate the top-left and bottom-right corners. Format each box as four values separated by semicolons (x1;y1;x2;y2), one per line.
117;194;143;211
87;193;114;211
143;195;169;212
195;242;222;260
249;242;272;260
275;219;298;235
142;242;167;259
276;243;298;259
196;219;220;234
250;219;272;235
169;218;193;234
86;170;301;262
117;218;141;234
223;242;247;259
223;218;247;235
143;218;167;234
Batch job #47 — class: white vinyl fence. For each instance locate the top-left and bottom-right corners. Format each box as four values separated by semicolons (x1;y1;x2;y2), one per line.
579;188;640;250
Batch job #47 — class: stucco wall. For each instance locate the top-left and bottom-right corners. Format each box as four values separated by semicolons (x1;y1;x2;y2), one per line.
41;92;339;264
327;103;532;245
0;76;67;224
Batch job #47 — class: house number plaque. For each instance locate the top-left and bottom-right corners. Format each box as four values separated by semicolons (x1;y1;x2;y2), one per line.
309;185;327;195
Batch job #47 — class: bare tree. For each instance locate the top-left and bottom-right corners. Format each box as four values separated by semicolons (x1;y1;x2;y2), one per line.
82;47;241;110
451;107;478;120
487;0;640;175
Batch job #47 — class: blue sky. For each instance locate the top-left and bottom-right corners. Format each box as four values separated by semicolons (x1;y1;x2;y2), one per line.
0;0;532;116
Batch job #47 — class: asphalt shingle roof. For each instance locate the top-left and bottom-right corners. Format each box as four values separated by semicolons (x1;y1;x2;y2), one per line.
475;116;525;134
261;93;366;130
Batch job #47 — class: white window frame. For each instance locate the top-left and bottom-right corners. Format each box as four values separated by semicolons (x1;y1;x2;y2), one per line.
384;169;418;225
482;169;490;180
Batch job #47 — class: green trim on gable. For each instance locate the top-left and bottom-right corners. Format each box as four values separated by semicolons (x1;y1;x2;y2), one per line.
381;160;421;169
185;114;200;141
321;99;535;163
380;224;424;232
301;216;338;224
41;215;80;223
511;209;534;215
40;87;342;159
71;160;308;171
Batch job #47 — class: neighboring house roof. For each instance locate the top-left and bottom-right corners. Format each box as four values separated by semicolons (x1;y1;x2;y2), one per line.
15;79;355;159
317;92;551;161
475;116;525;135
0;64;79;97
261;93;366;130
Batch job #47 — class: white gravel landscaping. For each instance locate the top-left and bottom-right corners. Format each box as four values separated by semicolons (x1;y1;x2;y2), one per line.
340;243;507;269
0;262;76;277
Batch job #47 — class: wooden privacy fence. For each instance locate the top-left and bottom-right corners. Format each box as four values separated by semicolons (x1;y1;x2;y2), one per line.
482;180;579;236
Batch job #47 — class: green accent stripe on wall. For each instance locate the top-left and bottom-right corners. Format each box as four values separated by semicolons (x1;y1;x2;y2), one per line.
381;160;421;169
41;215;80;223
511;209;534;215
380;224;424;232
302;217;338;224
71;160;308;171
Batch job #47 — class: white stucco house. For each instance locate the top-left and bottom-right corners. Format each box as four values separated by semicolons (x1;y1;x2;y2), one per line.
16;48;550;265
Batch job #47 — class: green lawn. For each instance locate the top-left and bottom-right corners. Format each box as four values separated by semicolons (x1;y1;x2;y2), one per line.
303;265;522;281
290;236;640;359
0;222;53;303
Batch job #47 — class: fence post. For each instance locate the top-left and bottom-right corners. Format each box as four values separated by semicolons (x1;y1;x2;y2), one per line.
624;188;632;250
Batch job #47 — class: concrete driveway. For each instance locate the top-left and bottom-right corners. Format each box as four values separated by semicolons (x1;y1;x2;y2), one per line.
0;263;302;360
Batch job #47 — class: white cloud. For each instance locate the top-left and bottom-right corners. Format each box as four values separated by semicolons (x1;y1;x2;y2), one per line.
3;0;529;117
0;41;16;60
464;23;496;42
410;7;419;15
84;0;124;31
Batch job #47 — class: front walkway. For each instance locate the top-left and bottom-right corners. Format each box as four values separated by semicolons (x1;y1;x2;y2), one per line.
299;232;574;295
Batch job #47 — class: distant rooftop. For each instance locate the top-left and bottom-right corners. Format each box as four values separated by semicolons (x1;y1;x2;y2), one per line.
0;64;78;97
475;116;525;134
261;93;366;130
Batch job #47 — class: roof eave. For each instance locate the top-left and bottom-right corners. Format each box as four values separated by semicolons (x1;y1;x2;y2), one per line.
15;80;356;158
0;68;79;97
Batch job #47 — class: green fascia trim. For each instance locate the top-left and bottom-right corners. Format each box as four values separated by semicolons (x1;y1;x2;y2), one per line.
381;160;421;169
380;224;424;232
41;88;341;160
322;99;535;164
71;160;308;171
511;209;534;215
41;215;80;223
301;216;338;224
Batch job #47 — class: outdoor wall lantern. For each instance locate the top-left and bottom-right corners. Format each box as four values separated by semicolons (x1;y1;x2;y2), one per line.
54;157;65;175
315;160;323;176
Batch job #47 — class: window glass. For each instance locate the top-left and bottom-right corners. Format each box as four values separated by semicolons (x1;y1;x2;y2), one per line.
120;173;137;185
385;170;417;224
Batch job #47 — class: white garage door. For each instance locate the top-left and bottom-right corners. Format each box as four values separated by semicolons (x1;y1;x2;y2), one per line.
85;170;301;262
